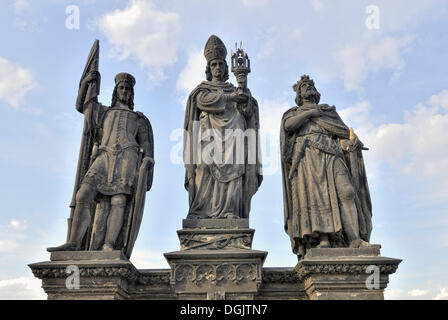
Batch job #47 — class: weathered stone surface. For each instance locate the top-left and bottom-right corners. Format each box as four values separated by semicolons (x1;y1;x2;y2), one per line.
50;250;128;261
47;40;154;259
178;227;254;250
164;249;267;300
183;35;262;220
295;247;401;300
281;75;374;259
182;218;249;229
29;250;138;300
32;254;401;300
257;268;306;300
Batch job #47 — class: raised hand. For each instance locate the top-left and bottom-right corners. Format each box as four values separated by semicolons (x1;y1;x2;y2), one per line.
230;91;249;104
82;71;100;85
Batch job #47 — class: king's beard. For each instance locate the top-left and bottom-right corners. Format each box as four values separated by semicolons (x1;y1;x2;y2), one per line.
302;90;319;104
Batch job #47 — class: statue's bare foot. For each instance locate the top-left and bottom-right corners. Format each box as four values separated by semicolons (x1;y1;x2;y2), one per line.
349;239;372;248
47;242;79;252
102;243;114;251
317;234;330;248
317;240;330;248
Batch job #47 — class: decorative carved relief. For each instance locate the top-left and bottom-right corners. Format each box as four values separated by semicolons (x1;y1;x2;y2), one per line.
172;263;259;286
180;233;252;250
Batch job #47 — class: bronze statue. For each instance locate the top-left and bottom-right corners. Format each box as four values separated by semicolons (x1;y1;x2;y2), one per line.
281;75;372;260
48;40;154;258
183;35;262;219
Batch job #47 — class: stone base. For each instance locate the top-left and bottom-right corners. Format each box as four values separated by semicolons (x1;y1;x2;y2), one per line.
295;246;401;300
29;221;400;300
178;219;254;250
29;248;399;300
164;249;267;299
164;219;268;299
28;250;138;300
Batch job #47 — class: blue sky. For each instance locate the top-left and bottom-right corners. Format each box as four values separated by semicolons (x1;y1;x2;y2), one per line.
1;0;447;299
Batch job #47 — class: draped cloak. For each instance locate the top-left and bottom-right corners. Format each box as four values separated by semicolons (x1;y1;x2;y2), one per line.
280;104;372;258
183;81;262;219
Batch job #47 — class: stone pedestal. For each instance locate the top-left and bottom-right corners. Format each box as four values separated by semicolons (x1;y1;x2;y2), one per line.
164;219;268;299
28;251;138;300
295;245;401;300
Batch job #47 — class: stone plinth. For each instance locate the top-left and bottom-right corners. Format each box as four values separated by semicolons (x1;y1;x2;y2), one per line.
164;219;268;300
28;250;138;300
295;245;401;300
178;219;253;250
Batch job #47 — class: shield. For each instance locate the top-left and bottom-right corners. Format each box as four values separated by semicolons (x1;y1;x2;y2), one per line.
124;157;154;259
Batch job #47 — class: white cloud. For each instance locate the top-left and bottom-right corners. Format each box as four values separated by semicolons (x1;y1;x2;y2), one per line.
259;99;290;136
98;0;181;82
176;49;206;101
0;239;20;253
434;288;448;300
384;288;405;300
13;0;29;13
335;35;413;92
338;101;373;136
258;99;291;175
0;57;37;108
9;219;27;231
408;289;429;297
0;277;45;300
311;0;324;12
338;90;448;201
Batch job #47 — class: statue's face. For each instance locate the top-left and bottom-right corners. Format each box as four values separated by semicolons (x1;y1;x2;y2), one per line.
210;59;226;82
117;82;132;104
299;81;318;103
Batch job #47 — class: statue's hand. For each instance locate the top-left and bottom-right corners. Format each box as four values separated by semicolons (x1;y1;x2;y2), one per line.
230;91;249;104
143;156;155;168
340;137;363;152
82;71;100;85
340;139;352;151
307;108;322;119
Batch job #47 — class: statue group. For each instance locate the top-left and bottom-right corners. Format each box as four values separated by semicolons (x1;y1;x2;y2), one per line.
48;35;373;261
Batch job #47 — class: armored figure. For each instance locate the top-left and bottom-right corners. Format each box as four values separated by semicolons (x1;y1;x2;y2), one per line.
281;75;372;260
48;41;154;258
183;35;262;219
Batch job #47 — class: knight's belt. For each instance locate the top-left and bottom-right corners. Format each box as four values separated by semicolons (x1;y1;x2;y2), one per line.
99;142;139;155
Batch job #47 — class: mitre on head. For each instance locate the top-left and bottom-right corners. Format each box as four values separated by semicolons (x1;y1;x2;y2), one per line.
204;35;227;62
115;73;136;87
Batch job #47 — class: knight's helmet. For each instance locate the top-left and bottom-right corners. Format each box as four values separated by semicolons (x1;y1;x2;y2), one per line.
204;35;227;62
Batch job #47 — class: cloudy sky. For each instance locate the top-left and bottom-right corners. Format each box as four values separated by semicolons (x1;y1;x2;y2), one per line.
1;0;447;300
